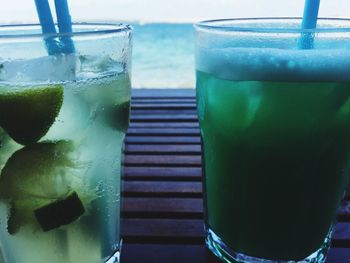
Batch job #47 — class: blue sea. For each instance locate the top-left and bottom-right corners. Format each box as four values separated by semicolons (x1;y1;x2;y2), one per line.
131;23;195;88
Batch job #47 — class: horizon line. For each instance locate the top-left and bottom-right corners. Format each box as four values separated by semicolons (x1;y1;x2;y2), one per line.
3;15;348;26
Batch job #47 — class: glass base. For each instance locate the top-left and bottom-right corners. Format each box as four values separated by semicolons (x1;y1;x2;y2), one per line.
205;227;331;263
105;239;122;263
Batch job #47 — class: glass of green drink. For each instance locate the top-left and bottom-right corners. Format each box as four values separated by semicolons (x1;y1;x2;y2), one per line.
195;18;350;263
0;23;132;263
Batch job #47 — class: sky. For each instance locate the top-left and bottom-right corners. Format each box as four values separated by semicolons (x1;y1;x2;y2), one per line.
0;0;350;24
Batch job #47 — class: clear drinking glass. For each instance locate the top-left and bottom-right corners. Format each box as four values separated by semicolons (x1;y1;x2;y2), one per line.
195;18;350;262
0;23;132;263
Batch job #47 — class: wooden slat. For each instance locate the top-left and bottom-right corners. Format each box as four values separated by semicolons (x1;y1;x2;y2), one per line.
123;218;350;248
125;136;200;145
337;201;350;222
121;218;204;244
121;244;349;263
124;145;201;155
121;244;220;263
127;128;200;136
132;102;195;106
123;167;202;181
122;197;203;219
132;96;196;100
131;103;196;110
124;155;201;167
327;248;350;263
122;219;349;246
130;114;198;122
131;99;196;104
132;109;197;115
129;122;199;128
332;223;350;247
123;181;202;197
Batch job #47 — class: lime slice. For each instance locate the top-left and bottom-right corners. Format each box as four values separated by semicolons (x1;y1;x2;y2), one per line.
0;127;22;173
0;141;93;234
106;101;130;132
0;85;63;145
0;141;74;199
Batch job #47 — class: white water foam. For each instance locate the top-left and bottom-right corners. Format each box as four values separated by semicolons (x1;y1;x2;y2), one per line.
196;47;350;82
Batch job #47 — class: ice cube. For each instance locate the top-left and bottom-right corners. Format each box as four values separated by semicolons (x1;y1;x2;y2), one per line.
79;55;124;73
0;54;79;83
76;55;125;80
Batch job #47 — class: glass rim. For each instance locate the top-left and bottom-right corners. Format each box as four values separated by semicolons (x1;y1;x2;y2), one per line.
194;17;350;33
0;22;132;39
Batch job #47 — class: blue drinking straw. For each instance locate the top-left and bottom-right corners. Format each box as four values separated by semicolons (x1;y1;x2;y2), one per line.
34;0;60;55
35;0;75;54
299;0;321;49
54;0;75;54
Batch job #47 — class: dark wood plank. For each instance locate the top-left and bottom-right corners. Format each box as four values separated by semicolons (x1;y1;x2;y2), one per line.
122;197;203;219
132;109;197;115
121;244;349;263
121;244;220;263
123;181;202;197
125;136;200;145
131;103;196;110
127;128;200;136
123;167;202;181
124;155;201;167
337;200;350;222
327;248;350;263
131;99;196;104
129;122;199;128
122;219;350;246
121;218;204;244
124;145;201;155
132;101;195;105
130;114;198;122
332;223;350;247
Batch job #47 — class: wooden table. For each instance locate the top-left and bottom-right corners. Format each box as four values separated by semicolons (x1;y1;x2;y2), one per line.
121;89;350;263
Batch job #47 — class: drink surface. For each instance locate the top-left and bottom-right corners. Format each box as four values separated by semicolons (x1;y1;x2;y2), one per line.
0;59;130;263
197;69;350;260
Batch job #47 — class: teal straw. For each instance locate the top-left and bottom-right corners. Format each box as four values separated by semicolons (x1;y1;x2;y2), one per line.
54;0;75;54
299;0;321;49
34;0;60;55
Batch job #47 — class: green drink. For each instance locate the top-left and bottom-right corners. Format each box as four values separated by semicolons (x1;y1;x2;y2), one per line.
0;24;132;263
195;18;350;262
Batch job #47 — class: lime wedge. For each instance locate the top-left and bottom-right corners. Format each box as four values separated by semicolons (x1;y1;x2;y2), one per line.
0;141;74;199
106;101;130;132
0;141;93;234
0;85;63;145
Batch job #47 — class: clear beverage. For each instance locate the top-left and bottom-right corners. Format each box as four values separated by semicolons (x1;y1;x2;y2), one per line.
195;18;350;262
0;24;132;263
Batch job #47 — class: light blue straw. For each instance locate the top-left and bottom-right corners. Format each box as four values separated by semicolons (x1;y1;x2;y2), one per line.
299;0;321;49
54;0;75;54
34;0;60;55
